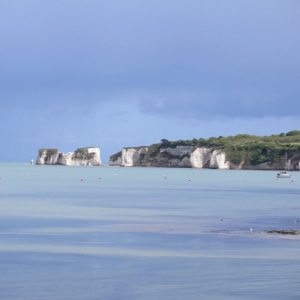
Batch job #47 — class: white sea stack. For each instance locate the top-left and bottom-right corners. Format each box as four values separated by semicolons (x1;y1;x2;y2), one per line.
36;147;101;166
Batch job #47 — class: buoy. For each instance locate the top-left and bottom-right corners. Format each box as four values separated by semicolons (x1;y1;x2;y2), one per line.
114;174;116;176
220;218;223;221
188;179;191;181
99;177;102;180
250;228;253;232
81;178;84;181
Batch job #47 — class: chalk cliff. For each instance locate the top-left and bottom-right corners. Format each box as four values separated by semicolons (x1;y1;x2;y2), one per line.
36;147;101;166
110;146;230;169
110;146;300;170
110;132;300;170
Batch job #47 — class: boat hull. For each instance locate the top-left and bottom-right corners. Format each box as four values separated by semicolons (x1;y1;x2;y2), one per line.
277;173;291;178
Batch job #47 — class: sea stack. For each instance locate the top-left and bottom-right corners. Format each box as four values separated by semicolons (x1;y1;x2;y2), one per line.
36;147;101;166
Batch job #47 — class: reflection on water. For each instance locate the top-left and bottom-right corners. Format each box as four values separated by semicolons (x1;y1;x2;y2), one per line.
0;164;300;299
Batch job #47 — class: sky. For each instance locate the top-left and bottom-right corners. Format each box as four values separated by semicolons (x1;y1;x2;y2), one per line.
0;0;299;163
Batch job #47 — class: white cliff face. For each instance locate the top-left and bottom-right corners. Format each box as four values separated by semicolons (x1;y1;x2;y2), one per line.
287;159;292;171
121;148;136;167
190;148;229;169
85;147;101;166
36;147;101;166
209;150;229;169
37;151;60;165
121;147;148;166
110;145;229;169
36;151;46;165
190;148;211;168
110;145;300;170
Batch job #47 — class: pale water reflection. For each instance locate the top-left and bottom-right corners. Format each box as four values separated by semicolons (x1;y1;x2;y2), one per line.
0;164;299;299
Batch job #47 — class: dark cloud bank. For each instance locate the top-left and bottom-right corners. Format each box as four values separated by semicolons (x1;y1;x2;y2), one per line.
1;0;299;119
0;1;299;161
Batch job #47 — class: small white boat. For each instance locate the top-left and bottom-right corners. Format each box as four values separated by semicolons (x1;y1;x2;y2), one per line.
277;171;291;178
277;153;291;178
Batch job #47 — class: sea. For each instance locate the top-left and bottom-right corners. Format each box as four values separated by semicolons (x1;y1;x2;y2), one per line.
0;163;299;300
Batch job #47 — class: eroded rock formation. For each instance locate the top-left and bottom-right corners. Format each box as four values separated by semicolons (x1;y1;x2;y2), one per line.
109;146;229;169
36;147;101;166
110;145;300;170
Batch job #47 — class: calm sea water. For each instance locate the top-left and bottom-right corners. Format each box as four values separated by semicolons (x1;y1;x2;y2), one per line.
0;163;299;299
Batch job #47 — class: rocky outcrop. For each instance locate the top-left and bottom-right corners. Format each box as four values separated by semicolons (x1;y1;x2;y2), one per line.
180;147;229;168
109;155;122;166
121;147;148;167
36;147;101;166
110;145;300;170
110;146;229;169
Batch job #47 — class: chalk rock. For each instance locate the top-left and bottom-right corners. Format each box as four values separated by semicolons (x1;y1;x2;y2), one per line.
110;145;229;169
36;147;101;166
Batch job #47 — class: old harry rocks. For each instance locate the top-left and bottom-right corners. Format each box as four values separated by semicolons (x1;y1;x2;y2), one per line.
36;147;101;166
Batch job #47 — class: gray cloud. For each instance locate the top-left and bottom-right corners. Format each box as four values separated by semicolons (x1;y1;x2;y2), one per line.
0;0;299;163
1;0;299;119
137;62;300;119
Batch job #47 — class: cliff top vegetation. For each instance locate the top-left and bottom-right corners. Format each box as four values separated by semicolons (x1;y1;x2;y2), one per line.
159;130;300;149
159;130;300;165
73;147;98;160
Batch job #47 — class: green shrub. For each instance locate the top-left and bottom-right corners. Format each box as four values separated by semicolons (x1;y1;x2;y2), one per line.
286;130;300;136
73;147;97;160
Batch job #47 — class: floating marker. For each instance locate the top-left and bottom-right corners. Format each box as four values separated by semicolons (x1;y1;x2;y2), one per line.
250;228;253;232
81;178;84;181
188;179;191;181
220;218;223;221
99;177;102;180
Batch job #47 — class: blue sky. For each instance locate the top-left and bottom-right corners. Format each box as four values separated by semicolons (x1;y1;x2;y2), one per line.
1;0;299;163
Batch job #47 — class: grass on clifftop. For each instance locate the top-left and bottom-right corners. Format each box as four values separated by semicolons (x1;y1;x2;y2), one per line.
161;131;300;165
73;147;98;160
